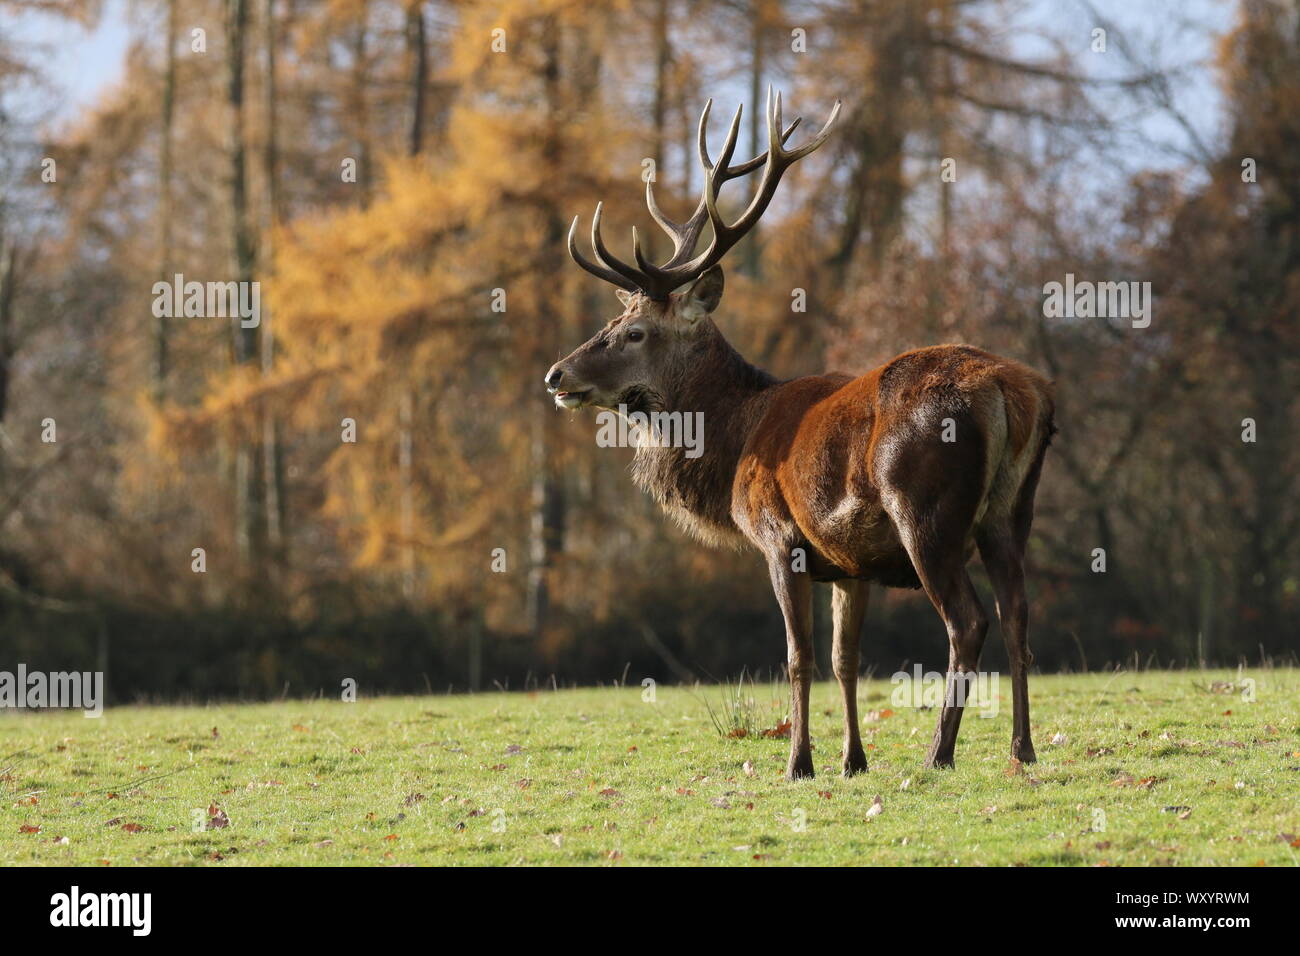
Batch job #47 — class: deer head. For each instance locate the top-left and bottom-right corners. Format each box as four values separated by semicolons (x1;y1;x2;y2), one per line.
545;89;840;413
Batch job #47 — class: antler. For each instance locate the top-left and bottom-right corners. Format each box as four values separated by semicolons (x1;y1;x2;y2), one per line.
568;87;841;301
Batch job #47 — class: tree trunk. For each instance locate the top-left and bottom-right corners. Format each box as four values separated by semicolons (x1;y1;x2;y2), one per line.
407;0;427;156
226;0;264;565
526;15;568;640
155;0;177;398
261;0;285;554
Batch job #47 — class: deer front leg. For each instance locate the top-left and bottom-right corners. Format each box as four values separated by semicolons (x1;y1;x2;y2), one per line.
768;556;815;780
832;579;870;776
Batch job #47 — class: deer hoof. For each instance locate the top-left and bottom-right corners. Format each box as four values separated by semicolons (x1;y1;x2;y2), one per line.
1012;738;1037;763
842;748;869;777
786;751;815;780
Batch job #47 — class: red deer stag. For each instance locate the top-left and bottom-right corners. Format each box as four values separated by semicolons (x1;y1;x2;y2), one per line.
545;90;1055;779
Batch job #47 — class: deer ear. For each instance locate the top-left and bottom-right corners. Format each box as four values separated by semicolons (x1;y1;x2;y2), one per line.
679;266;724;323
615;289;636;308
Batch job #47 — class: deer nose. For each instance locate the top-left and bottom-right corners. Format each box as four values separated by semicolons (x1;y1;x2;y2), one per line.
545;366;564;390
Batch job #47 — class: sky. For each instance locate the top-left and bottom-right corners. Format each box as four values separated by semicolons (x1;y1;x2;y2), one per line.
4;0;1235;170
6;0;133;124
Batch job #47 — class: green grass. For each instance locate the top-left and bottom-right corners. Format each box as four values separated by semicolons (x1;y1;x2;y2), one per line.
2;669;1298;866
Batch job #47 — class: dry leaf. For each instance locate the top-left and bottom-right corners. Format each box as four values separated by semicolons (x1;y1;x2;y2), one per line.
761;719;792;739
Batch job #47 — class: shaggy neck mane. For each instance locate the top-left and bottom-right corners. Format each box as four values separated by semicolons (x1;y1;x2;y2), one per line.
630;324;777;547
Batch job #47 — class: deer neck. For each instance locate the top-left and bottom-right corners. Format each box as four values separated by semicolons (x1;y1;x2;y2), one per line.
629;325;777;547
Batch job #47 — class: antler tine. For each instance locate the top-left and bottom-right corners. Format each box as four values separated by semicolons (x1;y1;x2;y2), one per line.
590;202;652;288
567;91;839;300
671;87;840;282
725;116;801;178
781;98;841;162
567;211;641;293
642;111;800;265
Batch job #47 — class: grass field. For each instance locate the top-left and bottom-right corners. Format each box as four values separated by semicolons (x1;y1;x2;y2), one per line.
2;669;1297;866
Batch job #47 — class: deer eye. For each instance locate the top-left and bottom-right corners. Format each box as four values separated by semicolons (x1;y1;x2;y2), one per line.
626;328;645;343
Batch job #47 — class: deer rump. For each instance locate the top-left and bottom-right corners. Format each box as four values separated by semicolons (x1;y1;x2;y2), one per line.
730;344;1056;590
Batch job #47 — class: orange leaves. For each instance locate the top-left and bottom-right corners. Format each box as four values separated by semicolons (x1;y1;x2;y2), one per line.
206;804;231;829
761;719;792;739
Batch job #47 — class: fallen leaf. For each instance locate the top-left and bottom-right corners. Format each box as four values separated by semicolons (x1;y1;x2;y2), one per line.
121;822;145;833
1050;732;1068;745
18;824;40;834
865;795;884;819
761;719;792;739
742;760;756;778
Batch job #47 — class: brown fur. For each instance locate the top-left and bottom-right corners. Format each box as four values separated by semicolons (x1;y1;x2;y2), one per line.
546;273;1055;779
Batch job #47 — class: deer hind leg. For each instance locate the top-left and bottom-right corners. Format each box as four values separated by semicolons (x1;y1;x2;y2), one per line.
832;579;870;776
768;556;816;780
881;439;989;769
976;527;1035;762
976;436;1048;764
914;563;988;769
